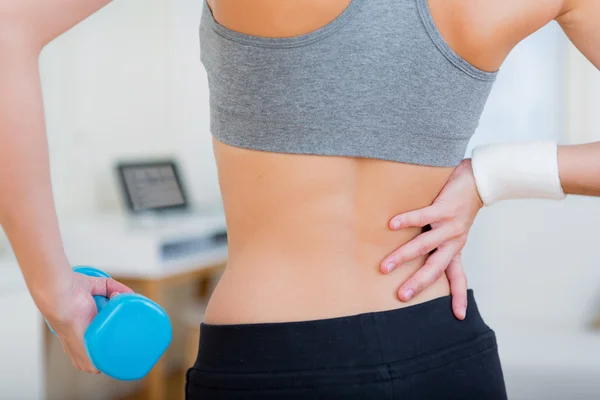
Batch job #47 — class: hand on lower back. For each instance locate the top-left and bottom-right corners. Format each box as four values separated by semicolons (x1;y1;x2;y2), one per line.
381;159;483;320
40;270;134;374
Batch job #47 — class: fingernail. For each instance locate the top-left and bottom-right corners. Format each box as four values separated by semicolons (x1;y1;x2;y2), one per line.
391;220;401;229
385;262;395;272
404;289;415;301
457;308;466;320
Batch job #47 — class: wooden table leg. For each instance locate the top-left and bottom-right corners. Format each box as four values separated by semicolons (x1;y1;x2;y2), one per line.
197;277;210;298
141;279;167;400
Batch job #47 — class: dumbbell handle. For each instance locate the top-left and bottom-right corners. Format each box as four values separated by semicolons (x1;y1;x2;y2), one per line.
93;296;109;311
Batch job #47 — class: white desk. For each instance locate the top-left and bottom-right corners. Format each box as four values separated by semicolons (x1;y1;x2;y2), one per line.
0;257;45;400
61;213;228;279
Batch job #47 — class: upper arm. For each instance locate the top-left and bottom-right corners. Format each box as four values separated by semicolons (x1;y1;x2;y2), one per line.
0;0;113;51
427;0;568;73
557;0;600;69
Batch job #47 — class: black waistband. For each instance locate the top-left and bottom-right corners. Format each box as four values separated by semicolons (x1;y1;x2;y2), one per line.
195;290;493;372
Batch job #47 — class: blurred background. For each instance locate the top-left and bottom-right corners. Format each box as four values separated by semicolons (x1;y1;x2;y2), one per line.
0;0;599;399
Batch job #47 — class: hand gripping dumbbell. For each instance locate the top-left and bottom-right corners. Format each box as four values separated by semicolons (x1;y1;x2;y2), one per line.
46;266;172;381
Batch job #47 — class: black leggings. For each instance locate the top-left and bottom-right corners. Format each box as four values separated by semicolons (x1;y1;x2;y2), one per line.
186;290;507;399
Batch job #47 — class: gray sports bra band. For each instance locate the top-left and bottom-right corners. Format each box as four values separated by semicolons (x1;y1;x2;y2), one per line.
200;0;498;167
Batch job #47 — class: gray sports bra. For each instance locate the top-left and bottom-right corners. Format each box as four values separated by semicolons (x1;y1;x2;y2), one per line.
199;0;498;167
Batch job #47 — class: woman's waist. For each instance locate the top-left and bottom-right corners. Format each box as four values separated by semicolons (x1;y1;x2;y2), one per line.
204;245;451;325
224;222;425;266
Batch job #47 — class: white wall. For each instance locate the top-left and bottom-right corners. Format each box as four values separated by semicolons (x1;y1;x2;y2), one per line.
169;0;221;208
40;0;220;219
564;33;600;144
462;22;600;331
0;271;44;400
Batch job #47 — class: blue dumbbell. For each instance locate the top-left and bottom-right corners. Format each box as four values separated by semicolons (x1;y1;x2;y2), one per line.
46;266;172;381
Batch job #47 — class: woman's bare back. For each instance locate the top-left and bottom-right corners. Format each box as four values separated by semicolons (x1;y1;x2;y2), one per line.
202;0;570;324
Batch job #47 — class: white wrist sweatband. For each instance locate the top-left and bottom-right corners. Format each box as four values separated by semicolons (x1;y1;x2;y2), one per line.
471;140;566;206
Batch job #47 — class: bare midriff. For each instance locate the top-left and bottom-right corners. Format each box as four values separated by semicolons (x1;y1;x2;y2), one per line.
204;0;455;324
206;139;454;324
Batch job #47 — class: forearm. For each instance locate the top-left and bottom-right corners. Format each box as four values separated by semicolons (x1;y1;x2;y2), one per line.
558;142;600;196
555;1;600;196
0;38;70;309
0;0;115;312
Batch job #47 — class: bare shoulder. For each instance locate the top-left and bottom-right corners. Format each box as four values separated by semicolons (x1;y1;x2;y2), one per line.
427;0;569;72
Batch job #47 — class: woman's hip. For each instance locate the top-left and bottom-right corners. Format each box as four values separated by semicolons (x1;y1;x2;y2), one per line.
203;256;451;325
186;290;507;399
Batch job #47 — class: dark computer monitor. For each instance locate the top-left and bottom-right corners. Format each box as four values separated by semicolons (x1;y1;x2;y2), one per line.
116;160;189;213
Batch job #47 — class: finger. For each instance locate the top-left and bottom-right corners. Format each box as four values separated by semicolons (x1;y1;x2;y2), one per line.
76;350;100;374
398;242;459;302
389;203;451;230
73;343;100;374
74;356;99;374
76;359;100;374
446;254;468;320
381;224;457;273
63;339;100;374
90;277;134;298
105;278;134;295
